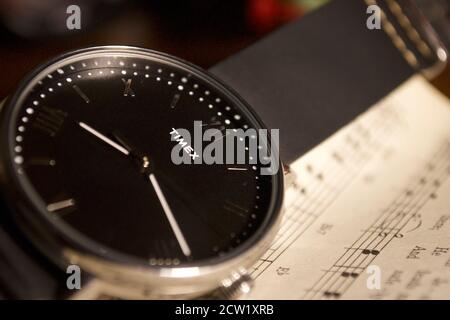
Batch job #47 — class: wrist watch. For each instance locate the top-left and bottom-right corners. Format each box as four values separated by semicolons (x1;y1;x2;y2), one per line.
0;0;445;299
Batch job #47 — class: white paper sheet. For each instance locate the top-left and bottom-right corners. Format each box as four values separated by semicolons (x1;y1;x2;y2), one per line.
246;75;450;300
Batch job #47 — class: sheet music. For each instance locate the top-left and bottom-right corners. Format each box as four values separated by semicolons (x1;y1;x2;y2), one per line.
246;75;450;300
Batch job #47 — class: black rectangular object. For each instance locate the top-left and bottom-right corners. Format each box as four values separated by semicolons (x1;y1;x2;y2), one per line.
210;0;415;164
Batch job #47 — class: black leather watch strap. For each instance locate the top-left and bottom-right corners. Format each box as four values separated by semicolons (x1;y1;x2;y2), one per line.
210;0;415;164
0;199;66;299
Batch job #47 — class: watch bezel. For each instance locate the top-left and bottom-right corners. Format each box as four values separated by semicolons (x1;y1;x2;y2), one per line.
0;46;284;296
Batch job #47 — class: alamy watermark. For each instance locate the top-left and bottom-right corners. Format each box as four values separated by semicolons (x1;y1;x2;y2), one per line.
66;264;81;290
170;121;280;175
66;5;81;30
366;5;382;30
366;265;381;290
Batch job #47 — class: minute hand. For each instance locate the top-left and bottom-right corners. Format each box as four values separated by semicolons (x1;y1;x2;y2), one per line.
78;122;130;156
148;173;191;257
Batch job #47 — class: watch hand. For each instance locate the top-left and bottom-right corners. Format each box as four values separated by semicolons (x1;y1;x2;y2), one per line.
78;122;129;156
111;131;148;160
111;131;135;154
148;173;191;257
156;170;224;239
79;124;191;256
111;131;153;172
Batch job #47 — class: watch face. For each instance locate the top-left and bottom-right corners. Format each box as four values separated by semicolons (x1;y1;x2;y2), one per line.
1;47;282;267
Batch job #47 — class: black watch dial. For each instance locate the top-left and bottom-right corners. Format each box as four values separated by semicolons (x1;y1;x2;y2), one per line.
2;47;282;266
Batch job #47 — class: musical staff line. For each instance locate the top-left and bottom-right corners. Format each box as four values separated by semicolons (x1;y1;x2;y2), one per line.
306;144;449;298
303;140;450;299
251;103;403;278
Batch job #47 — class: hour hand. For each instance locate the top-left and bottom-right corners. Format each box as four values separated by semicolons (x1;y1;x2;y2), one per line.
111;131;153;172
111;131;145;158
78;122;129;156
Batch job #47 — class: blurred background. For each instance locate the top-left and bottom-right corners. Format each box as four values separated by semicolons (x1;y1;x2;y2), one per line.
0;0;448;100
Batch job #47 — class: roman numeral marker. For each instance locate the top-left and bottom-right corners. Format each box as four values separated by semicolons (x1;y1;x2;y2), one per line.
33;106;67;137
121;78;135;97
73;85;90;103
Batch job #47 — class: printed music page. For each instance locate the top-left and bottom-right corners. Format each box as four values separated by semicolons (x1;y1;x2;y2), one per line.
246;75;450;300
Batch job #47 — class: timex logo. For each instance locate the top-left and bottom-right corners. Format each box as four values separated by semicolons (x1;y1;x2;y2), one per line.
170;128;199;160
169;121;279;175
